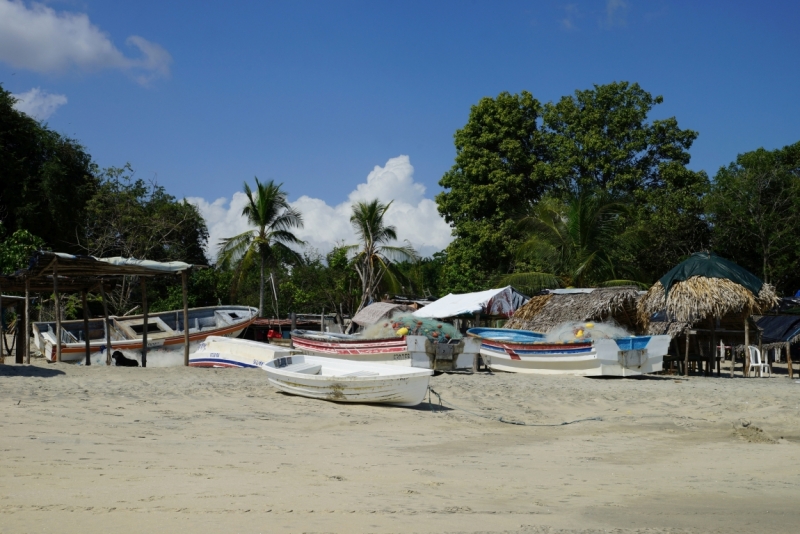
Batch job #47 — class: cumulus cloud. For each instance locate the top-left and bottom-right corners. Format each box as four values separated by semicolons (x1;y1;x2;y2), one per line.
0;0;171;84
188;156;454;263
11;87;67;120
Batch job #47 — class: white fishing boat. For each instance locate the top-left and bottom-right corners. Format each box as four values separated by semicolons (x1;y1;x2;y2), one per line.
189;335;298;368
467;327;670;377
261;354;434;406
33;306;257;366
290;330;480;371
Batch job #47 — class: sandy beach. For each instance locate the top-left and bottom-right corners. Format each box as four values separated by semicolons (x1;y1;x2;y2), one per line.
2;358;800;533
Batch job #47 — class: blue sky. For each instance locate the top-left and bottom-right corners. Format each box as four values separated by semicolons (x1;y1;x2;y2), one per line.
1;0;799;257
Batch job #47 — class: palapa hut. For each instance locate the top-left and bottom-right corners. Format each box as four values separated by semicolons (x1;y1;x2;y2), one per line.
753;312;800;378
504;286;641;333
637;252;778;377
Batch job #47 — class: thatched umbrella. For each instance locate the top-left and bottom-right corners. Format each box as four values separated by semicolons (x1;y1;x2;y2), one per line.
505;286;641;333
638;252;778;376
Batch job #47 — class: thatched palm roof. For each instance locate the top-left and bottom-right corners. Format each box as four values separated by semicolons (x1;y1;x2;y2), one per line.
504;286;641;333
638;277;778;328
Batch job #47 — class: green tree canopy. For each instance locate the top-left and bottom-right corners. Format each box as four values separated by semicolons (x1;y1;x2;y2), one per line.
436;82;709;291
709;141;800;293
0;84;98;253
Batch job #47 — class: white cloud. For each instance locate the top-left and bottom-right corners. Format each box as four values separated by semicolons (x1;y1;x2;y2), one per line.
603;0;627;28
188;156;454;263
0;0;171;84
11;87;67;120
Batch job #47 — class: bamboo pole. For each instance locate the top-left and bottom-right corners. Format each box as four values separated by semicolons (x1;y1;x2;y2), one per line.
100;285;112;366
82;289;91;366
182;271;189;367
54;261;61;363
141;278;148;368
24;278;30;364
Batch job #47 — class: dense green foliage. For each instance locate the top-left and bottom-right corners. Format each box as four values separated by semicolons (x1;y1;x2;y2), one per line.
708;142;800;294
437;82;711;292
0;84;98;254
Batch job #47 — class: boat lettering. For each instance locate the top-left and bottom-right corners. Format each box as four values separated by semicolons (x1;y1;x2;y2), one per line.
393;354;410;360
210;352;220;358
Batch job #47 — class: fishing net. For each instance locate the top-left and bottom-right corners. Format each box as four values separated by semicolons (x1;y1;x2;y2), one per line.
545;320;632;343
360;313;463;343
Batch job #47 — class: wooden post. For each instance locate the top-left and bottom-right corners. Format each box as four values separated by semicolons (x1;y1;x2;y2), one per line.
182;271;190;367
709;317;719;376
684;332;690;377
289;312;296;349
81;289;91;366
786;341;793;380
100;285;112;366
320;308;324;333
758;328;766;374
141;278;148;367
743;317;750;378
24;278;30;364
473;313;482;372
54;261;61;363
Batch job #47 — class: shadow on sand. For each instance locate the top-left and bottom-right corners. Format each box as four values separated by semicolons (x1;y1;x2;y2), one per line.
0;365;67;378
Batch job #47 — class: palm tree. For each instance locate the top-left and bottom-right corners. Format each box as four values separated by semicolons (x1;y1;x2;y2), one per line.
347;200;418;314
217;178;304;316
499;190;644;293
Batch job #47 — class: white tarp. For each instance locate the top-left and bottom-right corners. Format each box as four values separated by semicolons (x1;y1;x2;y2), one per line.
52;252;191;273
98;257;192;273
412;286;529;319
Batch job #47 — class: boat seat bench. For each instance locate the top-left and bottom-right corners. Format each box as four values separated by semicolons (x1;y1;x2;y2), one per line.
340;370;380;377
282;363;322;375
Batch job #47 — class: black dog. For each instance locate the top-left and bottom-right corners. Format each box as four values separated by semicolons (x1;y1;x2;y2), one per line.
112;351;139;367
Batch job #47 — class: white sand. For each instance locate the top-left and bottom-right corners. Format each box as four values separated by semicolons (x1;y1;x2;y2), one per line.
2;359;800;533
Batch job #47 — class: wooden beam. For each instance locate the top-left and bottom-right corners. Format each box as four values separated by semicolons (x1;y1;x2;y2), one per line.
100;285;112;366
182;271;189;367
141;278;148;367
82;289;91;366
54;261;61;363
24;278;30;364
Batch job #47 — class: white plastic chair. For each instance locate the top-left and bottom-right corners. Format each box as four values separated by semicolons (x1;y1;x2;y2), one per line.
747;346;770;377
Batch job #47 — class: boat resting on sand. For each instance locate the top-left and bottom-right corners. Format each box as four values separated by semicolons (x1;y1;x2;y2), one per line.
189;336;298;368
262;354;434;406
33;306;257;366
289;330;480;371
467;327;669;377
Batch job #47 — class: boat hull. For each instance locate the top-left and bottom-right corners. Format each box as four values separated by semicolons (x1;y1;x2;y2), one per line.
34;306;258;366
290;330;479;371
469;328;669;377
189;336;297;368
262;355;433;406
